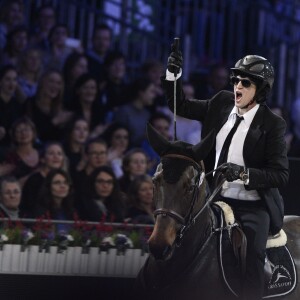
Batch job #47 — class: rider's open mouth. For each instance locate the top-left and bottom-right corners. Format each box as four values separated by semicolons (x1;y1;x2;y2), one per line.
236;91;242;100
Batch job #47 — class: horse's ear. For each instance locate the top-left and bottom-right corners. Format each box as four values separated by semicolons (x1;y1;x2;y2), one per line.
192;129;216;161
147;123;170;156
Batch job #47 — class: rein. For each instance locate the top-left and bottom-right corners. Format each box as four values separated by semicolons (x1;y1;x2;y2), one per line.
153;154;226;246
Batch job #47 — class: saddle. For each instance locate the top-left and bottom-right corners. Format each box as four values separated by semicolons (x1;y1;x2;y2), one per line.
212;202;297;299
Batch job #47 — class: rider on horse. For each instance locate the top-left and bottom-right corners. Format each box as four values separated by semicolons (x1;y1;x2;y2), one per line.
163;47;289;300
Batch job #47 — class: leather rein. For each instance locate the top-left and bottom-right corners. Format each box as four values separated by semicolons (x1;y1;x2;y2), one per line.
153;153;225;246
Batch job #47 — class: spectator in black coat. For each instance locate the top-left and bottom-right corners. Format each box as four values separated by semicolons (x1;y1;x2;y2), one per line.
80;166;127;222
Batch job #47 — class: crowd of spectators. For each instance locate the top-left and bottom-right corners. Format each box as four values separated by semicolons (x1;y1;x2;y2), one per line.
0;0;299;226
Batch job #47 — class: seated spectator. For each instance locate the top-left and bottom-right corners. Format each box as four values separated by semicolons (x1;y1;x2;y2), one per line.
29;5;56;51
43;24;76;71
70;73;107;138
0;175;25;219
118;148;149;194
72;138;108;205
113;77;156;147
101;122;130;178
1;117;40;186
160;81;202;144
270;104;293;154
98;51;129;120
62;52;89;109
0;65;24;155
126;174;154;224
140;59;165;111
33;169;76;231
62;117;90;178
194;63;230;99
141;112;171;175
0;25;28;67
289;98;300;157
25;69;73;143
0;0;25;50
80;166;127;222
86;23;113;80
17;47;43;100
21;141;68;214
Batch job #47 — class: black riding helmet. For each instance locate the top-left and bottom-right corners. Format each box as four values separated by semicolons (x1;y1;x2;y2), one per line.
231;55;274;103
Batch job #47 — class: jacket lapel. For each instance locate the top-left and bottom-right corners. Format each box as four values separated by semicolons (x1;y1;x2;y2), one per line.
215;103;234;133
244;105;265;158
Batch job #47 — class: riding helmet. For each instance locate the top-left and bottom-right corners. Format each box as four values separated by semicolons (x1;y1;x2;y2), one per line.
231;55;274;89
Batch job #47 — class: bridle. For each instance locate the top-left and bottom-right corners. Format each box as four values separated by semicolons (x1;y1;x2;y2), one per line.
153;153;225;246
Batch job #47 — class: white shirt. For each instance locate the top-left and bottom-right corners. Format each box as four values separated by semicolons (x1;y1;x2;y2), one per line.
216;105;261;200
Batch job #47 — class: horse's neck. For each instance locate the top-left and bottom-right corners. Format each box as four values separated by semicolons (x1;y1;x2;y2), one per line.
183;206;214;251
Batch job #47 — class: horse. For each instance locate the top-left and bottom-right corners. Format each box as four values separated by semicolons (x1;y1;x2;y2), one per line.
134;124;300;300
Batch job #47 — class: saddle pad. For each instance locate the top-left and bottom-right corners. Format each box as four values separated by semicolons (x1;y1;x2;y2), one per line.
214;208;297;299
263;246;297;298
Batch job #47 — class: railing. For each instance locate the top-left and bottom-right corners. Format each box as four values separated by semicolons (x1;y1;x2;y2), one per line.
0;218;151;277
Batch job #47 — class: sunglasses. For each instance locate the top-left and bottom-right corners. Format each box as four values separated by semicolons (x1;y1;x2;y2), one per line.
230;76;254;88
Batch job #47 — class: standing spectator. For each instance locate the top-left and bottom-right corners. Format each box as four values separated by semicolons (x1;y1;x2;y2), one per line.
62;117;90;178
86;23;113;80
1;117;39;186
29;5;56;51
80;166;127;222
0;175;25;219
0;25;28;67
25;69;73;142
113;77;156;147
0;64;24;154
33;169;76;223
21;141;68;215
17;47;43;99
126;174;154;224
0;0;25;50
101;122;130;178
118;148;149;194
62;52;89;109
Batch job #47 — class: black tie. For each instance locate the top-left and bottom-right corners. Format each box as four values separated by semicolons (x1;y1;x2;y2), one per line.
217;114;244;167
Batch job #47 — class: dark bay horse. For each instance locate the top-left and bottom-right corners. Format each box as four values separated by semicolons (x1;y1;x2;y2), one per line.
134;124;300;300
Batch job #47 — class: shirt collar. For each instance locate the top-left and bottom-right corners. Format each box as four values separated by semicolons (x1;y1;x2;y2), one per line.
229;104;260;127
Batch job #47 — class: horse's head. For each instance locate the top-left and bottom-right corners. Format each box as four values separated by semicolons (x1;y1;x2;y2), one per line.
146;124;215;260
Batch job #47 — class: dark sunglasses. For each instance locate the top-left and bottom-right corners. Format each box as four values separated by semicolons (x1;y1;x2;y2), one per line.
230;76;254;88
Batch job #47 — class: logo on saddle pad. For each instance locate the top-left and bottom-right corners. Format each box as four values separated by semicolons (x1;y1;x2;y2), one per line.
268;265;292;289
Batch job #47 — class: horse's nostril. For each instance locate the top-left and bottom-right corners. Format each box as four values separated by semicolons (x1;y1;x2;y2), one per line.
149;243;172;260
162;245;172;258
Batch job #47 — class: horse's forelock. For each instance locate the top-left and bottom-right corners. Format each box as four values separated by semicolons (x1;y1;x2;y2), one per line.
161;157;194;183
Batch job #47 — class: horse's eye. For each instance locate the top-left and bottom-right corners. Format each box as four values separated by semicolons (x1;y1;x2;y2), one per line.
188;185;195;193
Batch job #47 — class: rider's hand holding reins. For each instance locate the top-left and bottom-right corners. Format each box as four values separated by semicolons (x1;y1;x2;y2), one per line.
219;162;244;182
